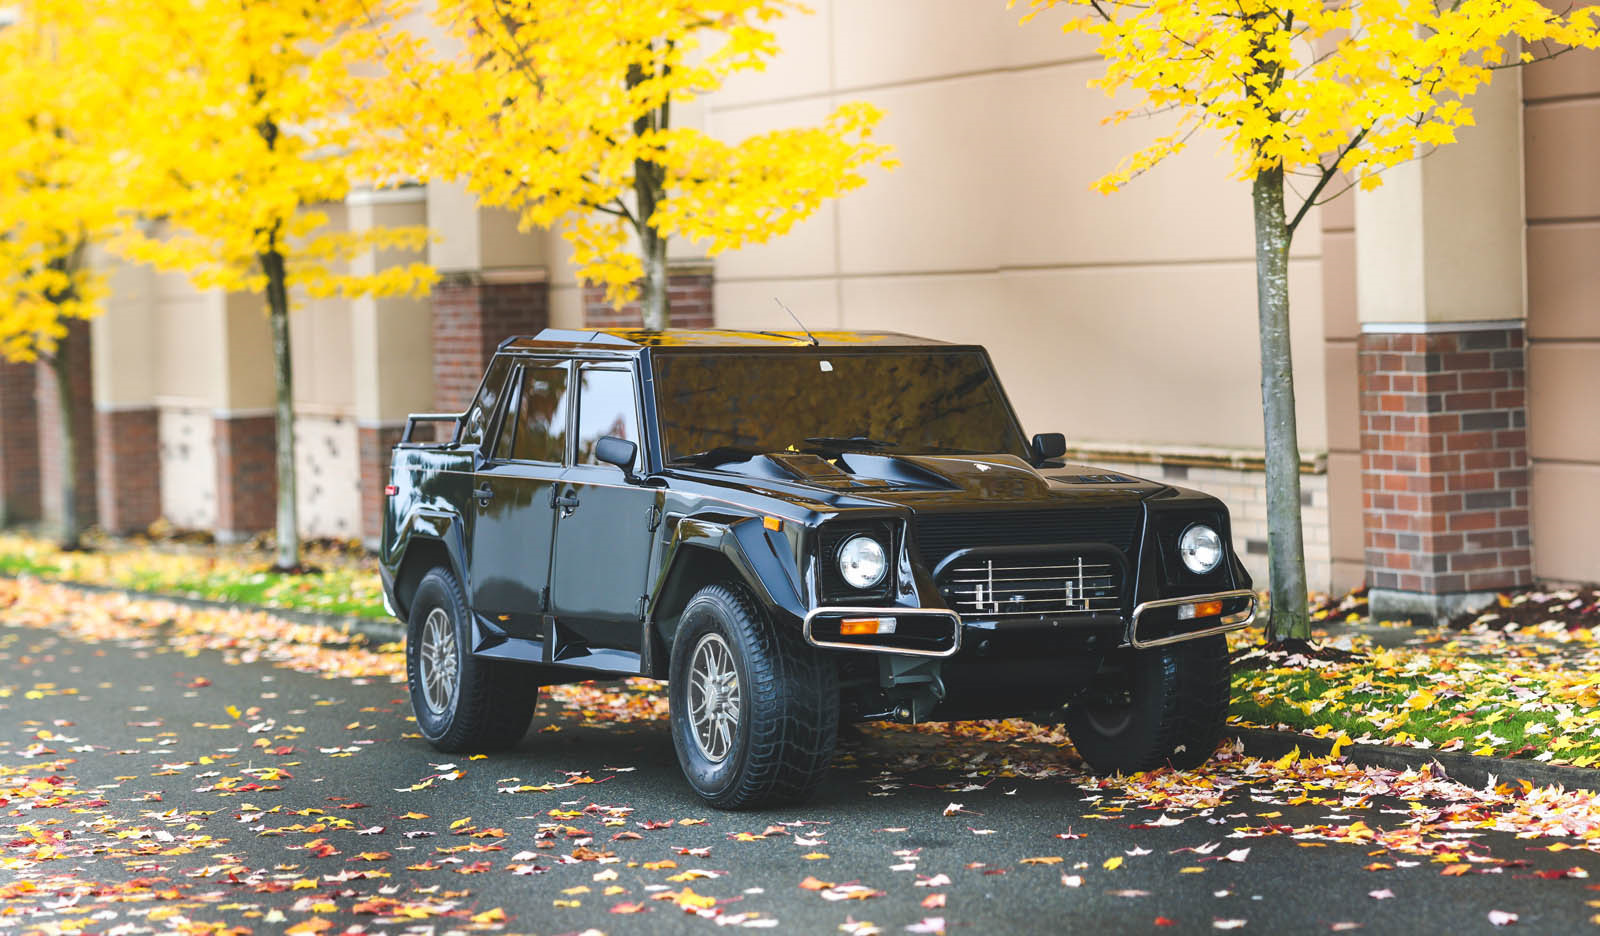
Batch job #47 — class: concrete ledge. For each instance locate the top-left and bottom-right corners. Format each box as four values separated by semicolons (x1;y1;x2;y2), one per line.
1367;587;1499;626
1234;727;1600;791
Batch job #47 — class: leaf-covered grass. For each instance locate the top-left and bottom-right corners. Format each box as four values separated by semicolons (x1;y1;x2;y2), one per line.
0;534;386;618
1228;624;1600;766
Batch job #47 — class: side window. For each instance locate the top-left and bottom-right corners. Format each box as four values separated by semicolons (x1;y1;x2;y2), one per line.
461;355;513;447
575;368;640;468
509;365;571;463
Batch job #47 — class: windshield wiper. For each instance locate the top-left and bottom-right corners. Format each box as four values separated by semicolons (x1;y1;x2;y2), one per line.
801;436;898;451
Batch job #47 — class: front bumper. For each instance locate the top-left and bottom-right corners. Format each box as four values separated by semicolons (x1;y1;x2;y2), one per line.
802;606;962;658
802;588;1256;659
1126;588;1257;649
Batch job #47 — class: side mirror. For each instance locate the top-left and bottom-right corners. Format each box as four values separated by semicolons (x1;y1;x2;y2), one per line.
596;435;640;481
1031;432;1067;463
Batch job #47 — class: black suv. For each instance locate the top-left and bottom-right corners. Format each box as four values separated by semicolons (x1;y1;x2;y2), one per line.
381;329;1256;808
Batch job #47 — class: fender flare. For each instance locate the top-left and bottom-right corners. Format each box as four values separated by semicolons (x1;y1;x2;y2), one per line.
648;514;807;653
389;506;471;620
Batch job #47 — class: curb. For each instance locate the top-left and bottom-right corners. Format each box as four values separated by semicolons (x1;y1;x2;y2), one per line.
3;575;405;646
1233;727;1600;792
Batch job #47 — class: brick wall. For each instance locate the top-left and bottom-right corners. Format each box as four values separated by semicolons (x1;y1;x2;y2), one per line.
36;321;97;532
95;408;161;534
433;275;549;413
1089;457;1332;593
583;267;714;329
214;414;277;542
1358;327;1532;597
0;358;40;525
358;423;405;548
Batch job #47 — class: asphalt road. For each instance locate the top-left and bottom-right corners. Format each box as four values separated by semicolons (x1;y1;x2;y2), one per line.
4;614;1600;935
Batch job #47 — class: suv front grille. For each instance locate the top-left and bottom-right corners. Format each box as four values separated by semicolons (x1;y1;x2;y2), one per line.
913;507;1142;570
938;551;1123;619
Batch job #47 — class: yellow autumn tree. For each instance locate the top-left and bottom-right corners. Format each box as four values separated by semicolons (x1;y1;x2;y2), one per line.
1023;0;1600;642
351;0;895;329
108;0;437;570
0;0;124;548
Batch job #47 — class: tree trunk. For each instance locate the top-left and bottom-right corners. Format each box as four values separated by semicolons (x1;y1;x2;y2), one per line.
633;157;669;331
260;247;299;571
637;220;668;331
45;346;81;551
1251;167;1310;642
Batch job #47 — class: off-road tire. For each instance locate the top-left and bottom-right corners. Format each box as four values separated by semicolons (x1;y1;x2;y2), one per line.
1065;635;1231;774
668;583;839;809
406;566;539;752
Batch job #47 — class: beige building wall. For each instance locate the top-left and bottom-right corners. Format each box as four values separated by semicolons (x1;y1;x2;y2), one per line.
675;0;1334;588
1524;49;1600;585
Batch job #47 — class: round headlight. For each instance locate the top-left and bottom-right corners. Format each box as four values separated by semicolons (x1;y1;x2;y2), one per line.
1178;524;1223;575
837;534;888;589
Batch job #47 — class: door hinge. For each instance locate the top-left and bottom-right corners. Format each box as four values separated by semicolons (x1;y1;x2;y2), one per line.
636;596;649;622
645;505;662;531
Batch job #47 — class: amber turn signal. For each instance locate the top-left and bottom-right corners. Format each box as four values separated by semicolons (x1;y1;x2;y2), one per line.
762;516;782;531
1178;600;1225;620
839;617;898;636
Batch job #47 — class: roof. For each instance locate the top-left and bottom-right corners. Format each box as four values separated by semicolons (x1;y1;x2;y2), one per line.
498;328;952;353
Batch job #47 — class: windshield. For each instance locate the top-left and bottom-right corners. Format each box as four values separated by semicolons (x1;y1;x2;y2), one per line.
651;349;1030;463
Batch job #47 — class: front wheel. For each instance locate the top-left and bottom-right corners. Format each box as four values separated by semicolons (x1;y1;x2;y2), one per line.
1064;635;1231;774
405;567;539;752
668;583;838;809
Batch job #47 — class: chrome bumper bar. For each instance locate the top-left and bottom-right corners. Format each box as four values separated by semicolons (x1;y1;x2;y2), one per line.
1126;588;1258;649
802;606;963;658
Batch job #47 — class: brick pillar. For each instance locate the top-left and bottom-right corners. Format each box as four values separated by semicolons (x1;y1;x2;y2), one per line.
95;408;161;534
1360;324;1532;622
0;358;41;525
432;273;549;413
213;414;276;542
583;265;715;329
358;423;407;549
36;321;97;533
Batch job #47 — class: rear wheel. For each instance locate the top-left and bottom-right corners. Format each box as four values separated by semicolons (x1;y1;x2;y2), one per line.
668;583;838;809
1064;635;1230;773
406;567;539;752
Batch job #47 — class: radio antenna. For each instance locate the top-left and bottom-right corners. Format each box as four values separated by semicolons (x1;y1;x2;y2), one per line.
774;297;820;346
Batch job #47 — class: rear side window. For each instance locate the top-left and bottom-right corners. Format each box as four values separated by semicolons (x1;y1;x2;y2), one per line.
575;368;640;468
497;365;571;463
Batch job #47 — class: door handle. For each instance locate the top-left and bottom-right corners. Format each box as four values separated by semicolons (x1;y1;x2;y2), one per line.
474;484;494;503
552;490;580;510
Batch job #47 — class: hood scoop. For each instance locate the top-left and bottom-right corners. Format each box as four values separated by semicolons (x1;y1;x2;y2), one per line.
766;452;896;489
1064;473;1137;484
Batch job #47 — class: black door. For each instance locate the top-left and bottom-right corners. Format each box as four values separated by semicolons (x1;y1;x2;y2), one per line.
467;362;570;641
549;365;659;658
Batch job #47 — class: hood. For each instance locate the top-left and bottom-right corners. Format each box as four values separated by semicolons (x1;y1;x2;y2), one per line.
667;450;1166;510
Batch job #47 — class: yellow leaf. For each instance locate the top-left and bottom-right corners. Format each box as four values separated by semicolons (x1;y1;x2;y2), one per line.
1103;856;1123;870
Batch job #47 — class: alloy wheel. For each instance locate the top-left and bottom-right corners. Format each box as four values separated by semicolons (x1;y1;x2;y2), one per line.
688;632;741;763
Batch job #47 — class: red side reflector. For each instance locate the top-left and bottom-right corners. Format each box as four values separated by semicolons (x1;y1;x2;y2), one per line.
384;485;399;497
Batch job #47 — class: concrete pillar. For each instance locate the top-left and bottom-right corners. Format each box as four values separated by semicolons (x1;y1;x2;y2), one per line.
425;180;551;415
349;188;436;548
1354;67;1530;622
92;260;162;534
212;290;277;542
